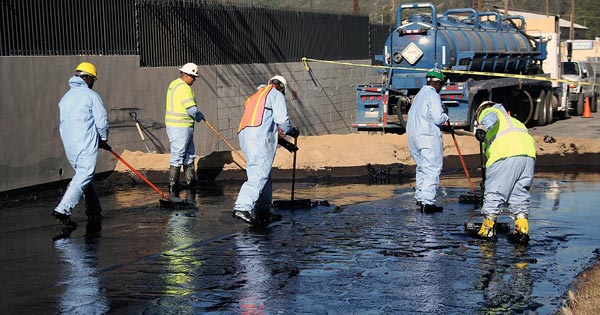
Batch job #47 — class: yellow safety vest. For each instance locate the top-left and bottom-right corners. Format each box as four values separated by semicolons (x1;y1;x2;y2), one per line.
165;78;196;128
479;107;536;167
238;84;274;133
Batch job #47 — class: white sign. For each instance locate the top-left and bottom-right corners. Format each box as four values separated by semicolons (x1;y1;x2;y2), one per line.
571;40;593;50
402;42;423;65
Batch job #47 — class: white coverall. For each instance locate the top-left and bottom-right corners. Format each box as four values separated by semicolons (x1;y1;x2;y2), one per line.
479;105;535;218
406;85;449;205
55;76;109;216
234;88;292;218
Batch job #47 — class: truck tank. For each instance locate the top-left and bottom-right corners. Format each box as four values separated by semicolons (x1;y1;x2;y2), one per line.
353;2;552;131
384;3;545;89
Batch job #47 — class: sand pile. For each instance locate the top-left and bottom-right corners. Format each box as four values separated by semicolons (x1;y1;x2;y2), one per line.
114;133;600;172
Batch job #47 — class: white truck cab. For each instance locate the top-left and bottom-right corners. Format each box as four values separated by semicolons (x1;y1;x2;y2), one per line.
562;60;596;115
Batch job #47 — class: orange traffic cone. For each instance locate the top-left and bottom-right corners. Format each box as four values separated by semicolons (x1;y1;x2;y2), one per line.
583;97;593;118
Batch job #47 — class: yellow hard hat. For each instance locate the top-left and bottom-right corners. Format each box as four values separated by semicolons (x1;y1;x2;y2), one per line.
75;62;97;78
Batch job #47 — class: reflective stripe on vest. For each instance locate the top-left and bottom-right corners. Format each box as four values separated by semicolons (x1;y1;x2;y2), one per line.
165;78;195;128
480;107;536;167
238;84;274;133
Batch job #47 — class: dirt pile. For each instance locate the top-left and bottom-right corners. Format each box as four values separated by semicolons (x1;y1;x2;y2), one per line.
114;133;600;172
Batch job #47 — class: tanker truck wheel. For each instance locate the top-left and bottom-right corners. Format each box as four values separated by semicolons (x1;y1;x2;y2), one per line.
545;92;555;125
536;90;547;126
512;90;534;126
573;93;585;116
396;104;409;131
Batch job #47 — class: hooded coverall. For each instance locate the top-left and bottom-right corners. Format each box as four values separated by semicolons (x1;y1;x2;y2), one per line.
478;104;536;219
55;76;109;216
234;85;292;218
406;85;449;205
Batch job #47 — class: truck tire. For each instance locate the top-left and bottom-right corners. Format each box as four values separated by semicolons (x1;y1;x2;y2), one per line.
397;104;408;130
513;90;534;126
536;90;547;126
592;94;597;112
545;92;554;125
574;93;585;116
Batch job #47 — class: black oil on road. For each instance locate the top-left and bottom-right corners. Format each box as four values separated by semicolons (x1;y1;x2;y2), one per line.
1;171;599;314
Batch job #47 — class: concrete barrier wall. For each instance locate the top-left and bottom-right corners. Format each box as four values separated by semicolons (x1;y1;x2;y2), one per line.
0;56;379;192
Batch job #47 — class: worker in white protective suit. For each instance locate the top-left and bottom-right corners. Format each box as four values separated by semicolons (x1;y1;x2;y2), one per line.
232;75;299;226
165;63;205;193
406;68;449;213
53;62;110;229
468;101;536;244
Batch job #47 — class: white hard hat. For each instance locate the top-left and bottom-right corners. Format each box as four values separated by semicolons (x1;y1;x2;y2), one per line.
268;75;287;88
475;101;496;123
179;63;199;77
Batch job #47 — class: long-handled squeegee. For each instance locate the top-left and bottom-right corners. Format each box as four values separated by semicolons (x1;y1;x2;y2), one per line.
110;150;194;209
449;127;483;204
272;137;313;209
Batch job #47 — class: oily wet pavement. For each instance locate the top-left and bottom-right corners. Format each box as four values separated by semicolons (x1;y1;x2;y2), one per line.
1;172;600;314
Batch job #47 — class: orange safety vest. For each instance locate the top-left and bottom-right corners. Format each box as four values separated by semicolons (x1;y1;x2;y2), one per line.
238;84;274;133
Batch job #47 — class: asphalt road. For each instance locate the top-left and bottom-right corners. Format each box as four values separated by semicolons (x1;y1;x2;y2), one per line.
529;113;600;138
1;113;599;314
2;172;600;314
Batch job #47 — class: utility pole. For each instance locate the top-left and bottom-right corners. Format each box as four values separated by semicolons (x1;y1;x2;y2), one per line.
504;0;508;16
391;0;396;24
477;0;482;11
353;0;358;14
546;0;550;16
570;0;575;40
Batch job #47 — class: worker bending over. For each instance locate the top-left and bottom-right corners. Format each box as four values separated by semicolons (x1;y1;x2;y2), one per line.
406;68;449;213
53;62;110;228
233;75;299;226
471;101;536;244
165;63;205;193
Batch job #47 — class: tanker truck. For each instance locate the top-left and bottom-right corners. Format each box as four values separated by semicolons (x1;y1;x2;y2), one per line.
353;3;556;131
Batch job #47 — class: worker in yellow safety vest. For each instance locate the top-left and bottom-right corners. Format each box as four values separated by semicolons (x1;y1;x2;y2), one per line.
469;101;536;244
165;63;205;193
232;75;299;226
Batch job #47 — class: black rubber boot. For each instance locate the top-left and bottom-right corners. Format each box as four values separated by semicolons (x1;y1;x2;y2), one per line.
169;165;181;193
183;163;196;188
83;182;102;224
255;211;282;226
421;203;443;213
52;211;77;228
232;210;256;225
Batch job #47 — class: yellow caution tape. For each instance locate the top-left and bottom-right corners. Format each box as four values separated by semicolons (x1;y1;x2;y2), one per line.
301;57;596;87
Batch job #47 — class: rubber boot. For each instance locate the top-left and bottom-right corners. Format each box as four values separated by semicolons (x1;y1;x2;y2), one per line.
169;165;181;194
421;203;443;213
183;163;196;188
476;217;497;240
83;182;103;225
508;217;530;244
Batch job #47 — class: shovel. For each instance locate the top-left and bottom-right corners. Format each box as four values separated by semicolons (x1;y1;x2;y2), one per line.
129;111;153;153
272;137;312;209
109;150;194;209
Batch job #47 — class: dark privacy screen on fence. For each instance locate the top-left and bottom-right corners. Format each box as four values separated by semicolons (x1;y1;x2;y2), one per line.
137;2;370;66
1;0;381;66
0;0;137;56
